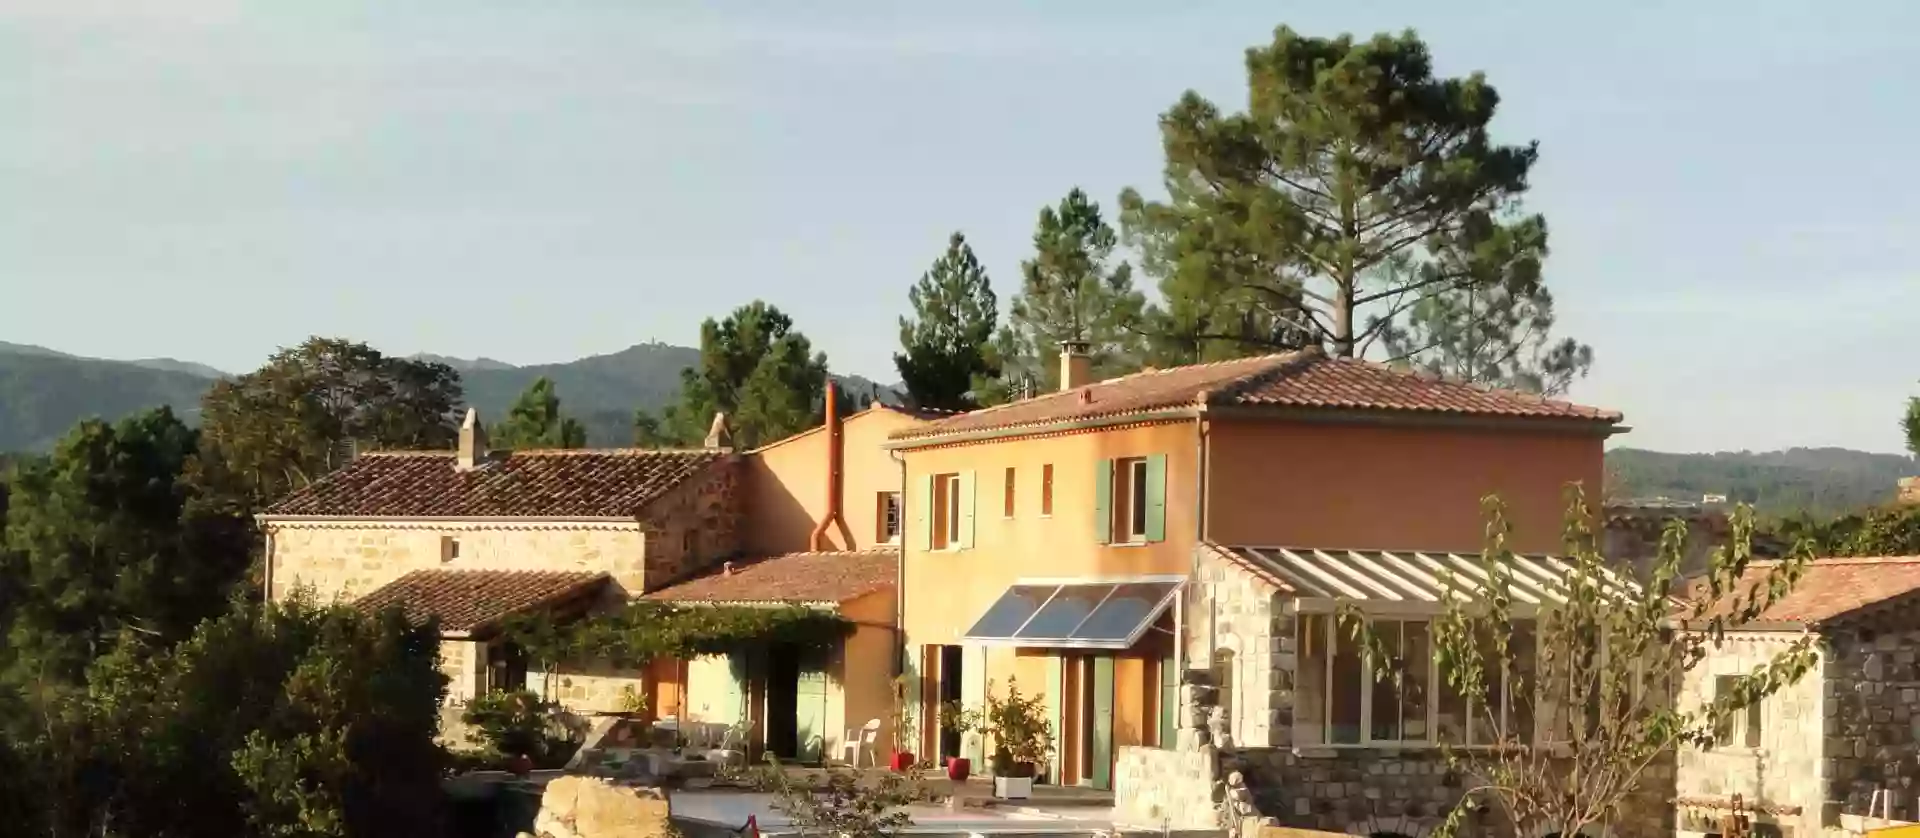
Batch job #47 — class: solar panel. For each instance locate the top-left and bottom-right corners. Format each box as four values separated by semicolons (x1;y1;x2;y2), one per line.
1013;584;1116;640
962;585;1058;639
1072;582;1179;642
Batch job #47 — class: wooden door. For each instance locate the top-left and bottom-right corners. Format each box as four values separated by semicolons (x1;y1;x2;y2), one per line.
1090;656;1115;789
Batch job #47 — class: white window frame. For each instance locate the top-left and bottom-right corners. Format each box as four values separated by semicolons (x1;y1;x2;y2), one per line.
934;473;961;550
1712;674;1763;750
1112;458;1149;544
1295;611;1538;749
879;492;902;544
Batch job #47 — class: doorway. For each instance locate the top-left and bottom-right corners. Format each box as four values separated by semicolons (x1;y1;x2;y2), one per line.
766;647;799;759
937;645;963;761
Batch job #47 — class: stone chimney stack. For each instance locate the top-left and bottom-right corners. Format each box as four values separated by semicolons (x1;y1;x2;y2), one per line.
704;412;733;451
456;408;488;471
1058;340;1093;391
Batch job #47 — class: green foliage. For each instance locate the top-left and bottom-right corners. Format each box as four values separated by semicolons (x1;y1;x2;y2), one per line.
1349;488;1816;838
662;302;832;449
1606;446;1915;517
502;602;854;670
459;688;580;764
749;757;921;838
940;677;1052;775
985;189;1148;402
492;377;587;449
631;408;669;448
0;594;447;838
1770;503;1920;557
1118;26;1589;390
196;337;463;507
894;232;999;411
1;407;251;685
1904;396;1920;458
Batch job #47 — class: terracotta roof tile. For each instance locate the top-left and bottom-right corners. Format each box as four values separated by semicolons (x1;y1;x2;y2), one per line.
889;349;1619;442
1701;557;1920;625
263;449;726;518
353;569;609;634
646;550;897;605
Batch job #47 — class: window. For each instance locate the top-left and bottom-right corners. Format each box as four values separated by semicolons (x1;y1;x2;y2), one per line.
877;492;901;543
1298;614;1535;748
1111;458;1149;543
1040;464;1054;516
1714;675;1763;749
440;535;461;563
1003;467;1017;518
932;473;963;550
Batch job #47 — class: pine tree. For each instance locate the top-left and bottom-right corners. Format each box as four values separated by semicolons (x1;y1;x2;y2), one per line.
493;377;587;449
662;302;830;449
986;189;1147;402
894;232;999;411
1119;27;1591;390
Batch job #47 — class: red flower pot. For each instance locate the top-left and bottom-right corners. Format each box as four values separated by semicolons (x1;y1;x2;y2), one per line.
888;751;916;772
507;753;534;777
945;756;971;782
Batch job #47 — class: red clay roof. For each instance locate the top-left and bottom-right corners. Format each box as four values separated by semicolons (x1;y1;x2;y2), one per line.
353;569;609;634
1702;557;1920;625
263;449;726;518
646;550;897;605
888;349;1619;442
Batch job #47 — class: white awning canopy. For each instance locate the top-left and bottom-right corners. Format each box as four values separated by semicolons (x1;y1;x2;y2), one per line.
1208;544;1643;613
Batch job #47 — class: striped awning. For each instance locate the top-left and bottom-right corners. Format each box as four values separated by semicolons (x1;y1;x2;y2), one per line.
1207;544;1643;609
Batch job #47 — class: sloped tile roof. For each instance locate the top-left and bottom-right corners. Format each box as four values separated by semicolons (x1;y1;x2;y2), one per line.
1701;557;1920;625
263;449;726;518
889;349;1619;442
353;569;609;634
646;550;897;605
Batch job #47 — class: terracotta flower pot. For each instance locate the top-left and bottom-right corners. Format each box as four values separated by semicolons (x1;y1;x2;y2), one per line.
945;756;971;782
888;751;915;772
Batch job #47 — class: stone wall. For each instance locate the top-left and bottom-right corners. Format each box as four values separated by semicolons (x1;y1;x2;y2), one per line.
1824;627;1920;823
1675;632;1826;838
637;461;743;591
1192;546;1290;749
268;520;649;602
1115;742;1222;829
1603;505;1729;579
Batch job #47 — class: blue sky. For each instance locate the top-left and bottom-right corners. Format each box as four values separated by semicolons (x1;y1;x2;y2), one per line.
2;1;1915;454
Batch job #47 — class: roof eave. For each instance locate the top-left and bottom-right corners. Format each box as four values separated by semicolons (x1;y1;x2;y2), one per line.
883;407;1200;450
257;514;644;524
1200;404;1625;436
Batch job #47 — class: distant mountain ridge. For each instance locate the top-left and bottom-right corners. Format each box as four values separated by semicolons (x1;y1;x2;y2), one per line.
1606;446;1919;518
0;340;897;453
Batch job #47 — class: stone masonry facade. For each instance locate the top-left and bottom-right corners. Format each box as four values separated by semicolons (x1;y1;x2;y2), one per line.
1674;632;1824;838
1822;626;1920;824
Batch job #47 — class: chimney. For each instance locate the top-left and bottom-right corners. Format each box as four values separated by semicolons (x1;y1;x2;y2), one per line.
704;412;733;450
456;408;488;471
1058;340;1092;391
810;378;846;552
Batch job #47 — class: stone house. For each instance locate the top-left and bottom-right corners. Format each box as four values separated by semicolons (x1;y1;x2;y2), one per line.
1675;556;1920;838
259;390;931;762
882;342;1633;835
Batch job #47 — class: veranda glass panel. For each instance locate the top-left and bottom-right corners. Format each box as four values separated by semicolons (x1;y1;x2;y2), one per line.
1072;582;1178;642
1330;619;1363;744
1013;584;1114;640
964;585;1059;639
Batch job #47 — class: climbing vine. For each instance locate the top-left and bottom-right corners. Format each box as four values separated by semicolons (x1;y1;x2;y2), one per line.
500;602;854;669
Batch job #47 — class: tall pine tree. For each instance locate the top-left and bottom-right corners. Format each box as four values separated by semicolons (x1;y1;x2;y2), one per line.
492;377;587;449
894;232;999;411
1119;27;1591;390
986;189;1147;401
662;301;830;449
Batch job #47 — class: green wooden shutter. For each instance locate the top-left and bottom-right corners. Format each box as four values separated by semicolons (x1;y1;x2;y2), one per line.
900;650;921;757
796;648;830;763
724;653;748;726
1144;453;1168;543
964;646;987;763
1091;656;1115;789
1159;653;1177;749
915;474;934;552
1093;459;1113;544
958;471;976;549
1047;655;1065;783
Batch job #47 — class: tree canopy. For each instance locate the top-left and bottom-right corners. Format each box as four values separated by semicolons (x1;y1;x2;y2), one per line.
986;189;1148;401
662;302;831;449
196;337;463;507
491;377;587;450
1119;27;1590;391
894;232;999;411
1904;394;1919;458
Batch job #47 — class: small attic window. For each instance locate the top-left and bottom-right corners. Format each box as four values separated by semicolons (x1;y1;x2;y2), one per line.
441;536;461;563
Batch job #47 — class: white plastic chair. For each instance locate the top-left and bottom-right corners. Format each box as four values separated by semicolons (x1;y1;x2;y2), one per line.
839;718;881;767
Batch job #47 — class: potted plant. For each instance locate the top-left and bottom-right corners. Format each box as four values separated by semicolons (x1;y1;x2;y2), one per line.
884;675;917;772
948;677;1053;799
938;700;976;782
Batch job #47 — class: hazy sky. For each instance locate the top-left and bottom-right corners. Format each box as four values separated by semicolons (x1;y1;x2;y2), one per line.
2;1;1915;455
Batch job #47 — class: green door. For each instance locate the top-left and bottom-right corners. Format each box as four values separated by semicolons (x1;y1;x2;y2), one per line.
723;654;748;725
1090;656;1115;789
795;649;830;763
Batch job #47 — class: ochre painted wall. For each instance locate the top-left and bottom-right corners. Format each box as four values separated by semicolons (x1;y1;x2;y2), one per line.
838;589;901;757
744;407;924;556
1204;418;1605;555
899;420;1199;648
268;521;648;603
